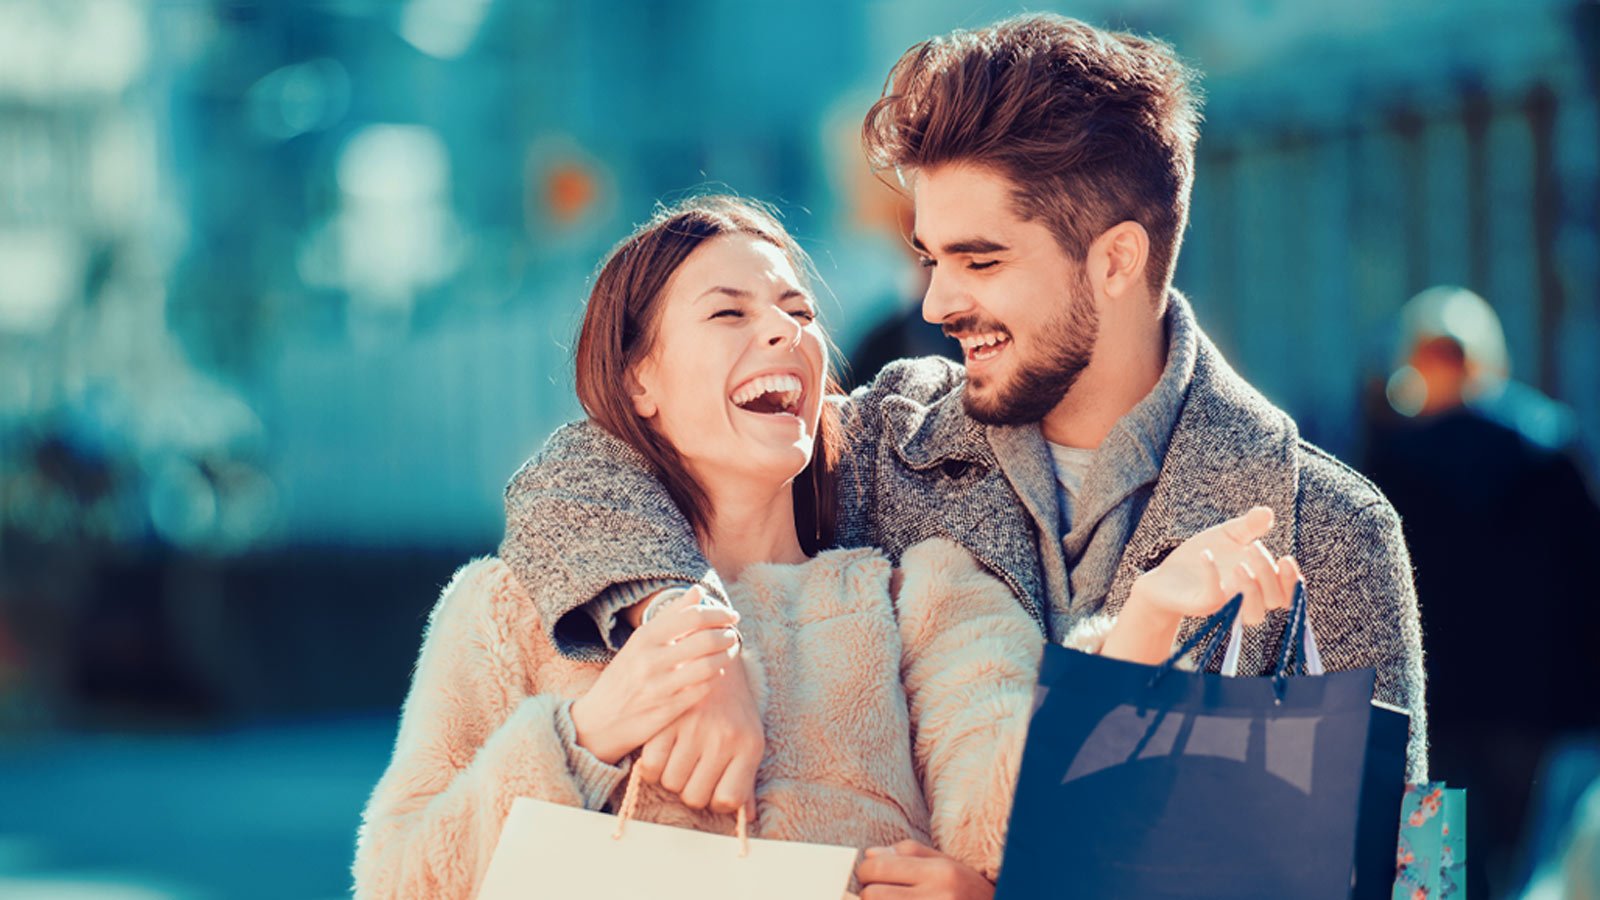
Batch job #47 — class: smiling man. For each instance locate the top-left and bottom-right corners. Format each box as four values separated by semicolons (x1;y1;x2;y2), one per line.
498;13;1425;899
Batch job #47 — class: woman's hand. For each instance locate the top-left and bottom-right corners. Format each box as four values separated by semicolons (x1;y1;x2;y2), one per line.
857;841;994;899
1103;506;1302;665
569;587;742;764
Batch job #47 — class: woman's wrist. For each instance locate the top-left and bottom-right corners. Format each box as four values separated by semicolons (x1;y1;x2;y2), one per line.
625;586;690;630
568;695;627;765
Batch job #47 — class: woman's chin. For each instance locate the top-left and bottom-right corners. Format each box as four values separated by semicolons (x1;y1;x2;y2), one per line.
709;443;814;490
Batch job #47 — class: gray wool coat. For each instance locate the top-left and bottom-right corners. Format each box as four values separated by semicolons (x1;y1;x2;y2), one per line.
501;296;1428;781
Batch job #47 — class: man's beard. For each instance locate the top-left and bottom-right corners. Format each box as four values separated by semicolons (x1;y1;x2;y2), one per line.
956;271;1099;427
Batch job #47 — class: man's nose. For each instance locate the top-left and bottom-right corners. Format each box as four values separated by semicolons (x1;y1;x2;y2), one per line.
921;268;969;325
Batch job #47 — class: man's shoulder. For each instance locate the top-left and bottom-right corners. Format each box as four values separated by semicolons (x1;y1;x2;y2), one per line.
1293;438;1396;530
507;420;649;491
854;355;967;409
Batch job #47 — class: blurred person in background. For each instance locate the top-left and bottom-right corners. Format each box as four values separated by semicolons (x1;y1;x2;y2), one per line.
838;161;958;389
1520;742;1600;900
1364;285;1600;898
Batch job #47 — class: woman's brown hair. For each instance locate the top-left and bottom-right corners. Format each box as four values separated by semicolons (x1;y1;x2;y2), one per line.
574;195;842;554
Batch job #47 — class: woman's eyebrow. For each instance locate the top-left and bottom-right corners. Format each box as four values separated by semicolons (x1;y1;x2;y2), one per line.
696;286;807;302
696;285;752;301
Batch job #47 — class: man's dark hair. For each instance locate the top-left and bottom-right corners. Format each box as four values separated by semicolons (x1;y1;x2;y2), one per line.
863;14;1203;296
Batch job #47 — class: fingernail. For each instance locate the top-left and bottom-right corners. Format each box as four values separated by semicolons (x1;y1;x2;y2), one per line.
864;847;884;858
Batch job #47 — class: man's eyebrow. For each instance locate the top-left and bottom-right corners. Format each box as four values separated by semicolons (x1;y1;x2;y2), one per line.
909;234;1009;256
943;237;1009;255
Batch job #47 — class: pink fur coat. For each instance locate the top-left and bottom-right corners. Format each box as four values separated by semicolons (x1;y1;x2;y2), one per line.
353;538;1045;899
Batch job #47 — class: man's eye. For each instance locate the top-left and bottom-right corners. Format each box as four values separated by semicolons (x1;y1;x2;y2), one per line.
917;256;936;269
968;260;999;271
710;308;744;319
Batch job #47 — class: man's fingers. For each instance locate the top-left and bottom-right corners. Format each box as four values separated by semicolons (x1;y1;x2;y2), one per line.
678;750;731;810
857;886;918;900
1200;548;1225;598
661;627;740;669
635;587;739;641
709;745;761;815
889;840;940;858
1216;505;1274;545
653;606;741;646
1277;556;1303;608
1234;560;1266;626
1248;541;1289;613
658;733;699;795
664;653;729;695
636;729;674;784
856;851;928;885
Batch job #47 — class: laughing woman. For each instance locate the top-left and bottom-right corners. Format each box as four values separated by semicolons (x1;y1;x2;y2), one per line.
352;196;1297;900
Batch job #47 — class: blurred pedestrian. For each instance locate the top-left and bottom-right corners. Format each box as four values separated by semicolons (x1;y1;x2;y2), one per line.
1365;285;1600;898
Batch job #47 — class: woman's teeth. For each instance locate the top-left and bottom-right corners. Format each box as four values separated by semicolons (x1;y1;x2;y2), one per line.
731;374;803;414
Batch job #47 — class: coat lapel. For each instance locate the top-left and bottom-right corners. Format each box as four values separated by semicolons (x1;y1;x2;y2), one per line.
986;424;1072;623
1106;328;1302;618
888;386;1049;629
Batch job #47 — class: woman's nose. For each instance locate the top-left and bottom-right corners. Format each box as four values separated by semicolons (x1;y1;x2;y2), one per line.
762;307;802;347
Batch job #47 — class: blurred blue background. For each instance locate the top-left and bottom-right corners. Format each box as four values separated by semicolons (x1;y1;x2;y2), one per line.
1;0;1597;897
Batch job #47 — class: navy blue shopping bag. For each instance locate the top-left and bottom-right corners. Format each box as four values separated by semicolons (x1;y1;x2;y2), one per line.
995;588;1407;900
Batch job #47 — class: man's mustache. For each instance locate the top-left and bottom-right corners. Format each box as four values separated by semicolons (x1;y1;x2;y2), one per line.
941;316;1011;340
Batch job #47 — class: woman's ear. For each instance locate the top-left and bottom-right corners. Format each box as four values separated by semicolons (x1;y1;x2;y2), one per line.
627;363;658;419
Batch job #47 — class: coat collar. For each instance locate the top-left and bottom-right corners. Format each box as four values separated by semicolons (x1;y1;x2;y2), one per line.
1108;325;1302;612
889;382;1062;574
891;382;992;471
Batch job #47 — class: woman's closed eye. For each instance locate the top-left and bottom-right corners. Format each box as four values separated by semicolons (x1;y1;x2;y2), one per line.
710;308;744;320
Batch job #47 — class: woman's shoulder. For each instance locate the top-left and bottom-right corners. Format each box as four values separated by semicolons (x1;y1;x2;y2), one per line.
433;557;524;619
421;557;554;668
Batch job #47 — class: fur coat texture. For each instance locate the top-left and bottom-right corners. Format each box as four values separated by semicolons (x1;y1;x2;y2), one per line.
353;538;1044;899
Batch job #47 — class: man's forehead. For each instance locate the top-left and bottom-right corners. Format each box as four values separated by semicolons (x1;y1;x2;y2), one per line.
910;164;1026;246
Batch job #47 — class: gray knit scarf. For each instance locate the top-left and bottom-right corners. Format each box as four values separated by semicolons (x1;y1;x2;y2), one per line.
1051;296;1198;635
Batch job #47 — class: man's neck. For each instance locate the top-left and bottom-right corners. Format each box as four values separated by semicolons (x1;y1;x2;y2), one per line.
1040;294;1168;450
700;480;807;584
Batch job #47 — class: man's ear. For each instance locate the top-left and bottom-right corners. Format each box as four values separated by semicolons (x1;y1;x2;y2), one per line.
1087;221;1150;301
627;363;658;419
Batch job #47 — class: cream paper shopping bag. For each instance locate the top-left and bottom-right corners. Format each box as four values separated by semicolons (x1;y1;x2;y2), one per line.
477;772;859;900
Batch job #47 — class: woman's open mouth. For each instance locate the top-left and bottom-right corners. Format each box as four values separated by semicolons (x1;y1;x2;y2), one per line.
729;372;804;417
